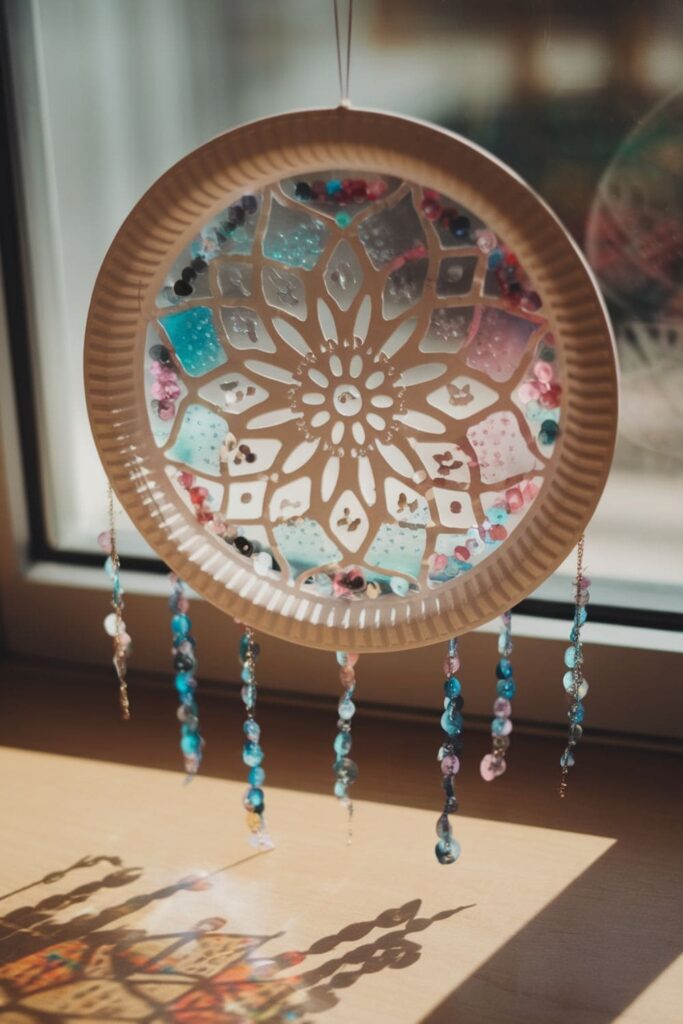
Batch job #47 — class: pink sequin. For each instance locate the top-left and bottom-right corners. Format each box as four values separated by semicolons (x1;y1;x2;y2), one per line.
97;530;112;553
494;697;512;716
440;754;460;776
480;753;507;782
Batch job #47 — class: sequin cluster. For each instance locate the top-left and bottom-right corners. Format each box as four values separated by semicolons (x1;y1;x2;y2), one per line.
176;470;261;561
98;516;131;720
169;576;204;777
149;344;181;421
420;188;473;240
240;628;273;848
435;639;463;864
480;611;516;781
333;652;360;837
487;245;542;312
517;335;561;447
559;537;590;796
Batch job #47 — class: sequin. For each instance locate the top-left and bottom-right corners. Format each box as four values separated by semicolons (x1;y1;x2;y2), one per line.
496;678;516;700
444;675;462;698
242;742;264;767
435;838;461;864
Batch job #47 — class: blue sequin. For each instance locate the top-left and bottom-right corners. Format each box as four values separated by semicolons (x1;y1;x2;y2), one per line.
496;658;513;679
243;719;260;741
242;742;264;767
570;703;585;724
180;733;201;755
491;717;509;736
334;780;347;799
171;614;191;636
487;506;509;525
444;675;462;698
487;250;503;269
441;709;463;736
241;664;255;684
333;731;352;757
248;766;266;786
564;646;579;669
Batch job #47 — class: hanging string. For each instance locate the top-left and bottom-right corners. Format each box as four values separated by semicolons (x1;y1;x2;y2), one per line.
480;610;516;780
333;652;360;843
435;638;463;864
98;484;131;719
559;535;590;797
333;0;353;106
169;575;204;779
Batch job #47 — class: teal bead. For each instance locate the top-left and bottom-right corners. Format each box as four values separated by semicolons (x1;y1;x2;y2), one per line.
239;633;250;661
326;179;342;194
571;702;585;724
496;658;513;679
441;709;463;736
487;506;508;524
180;733;201;755
104;556;115;578
241;684;256;710
444;676;461;698
496;678;516;699
242;742;264;767
436;813;452;840
336;211;352;228
435;838;461;864
560;750;575;768
171;614;191;636
245;786;264;811
564;646;579;669
574;607;588;626
333;731;352;757
335;651;348;667
248;766;265;786
338;697;356;721
241;664;255;684
491;717;510;736
538;419;559;445
334;780;347;799
243;719;260;741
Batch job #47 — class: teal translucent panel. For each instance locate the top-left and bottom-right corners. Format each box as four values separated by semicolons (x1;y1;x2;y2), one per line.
159;307;227;377
365;523;426;579
273;518;342;577
166;403;228;476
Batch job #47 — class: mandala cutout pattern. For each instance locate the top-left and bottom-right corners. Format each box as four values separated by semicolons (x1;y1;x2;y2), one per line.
145;172;562;602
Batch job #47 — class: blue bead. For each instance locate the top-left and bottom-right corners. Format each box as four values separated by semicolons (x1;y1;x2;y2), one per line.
574;607;588;626
245;786;264;811
496;678;516;700
241;684;256;710
333;731;352;757
242;742;264;767
104;556;115;578
171;614;191;636
241;664;255;684
180;733;201;755
444;676;461;698
435;838;461;864
335;651;348;667
248;766;266;786
487;250;503;269
239;633;250;660
326;179;342;194
496;658;513;679
338;697;356;721
491;717;509;736
560;750;575;768
441;710;463;736
487;506;508;524
334;780;347;799
564;646;578;669
243;719;260;741
571;703;585;724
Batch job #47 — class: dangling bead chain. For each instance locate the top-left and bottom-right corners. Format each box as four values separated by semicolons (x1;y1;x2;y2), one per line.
239;627;273;849
169;576;204;778
98;485;131;719
333;652;360;842
435;638;463;864
559;535;590;797
480;610;516;781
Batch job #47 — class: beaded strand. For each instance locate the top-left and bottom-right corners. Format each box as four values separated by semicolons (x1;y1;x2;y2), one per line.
559;536;590;796
98;485;131;719
333;652;360;841
435;638;463;864
169;576;204;777
240;628;273;849
480;610;516;781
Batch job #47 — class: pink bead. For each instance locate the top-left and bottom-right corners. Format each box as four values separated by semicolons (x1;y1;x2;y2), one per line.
476;230;497;254
480;753;507;782
534;360;554;384
339;666;355;687
164;381;181;400
442;656;460;675
579;575;592;591
176;597;190;614
440;754;460;776
518;380;542;403
157;400;176;420
432;553;448;572
97;530;112;553
178;472;195;490
493;697;511;717
366;179;388;199
346;652;359;668
454;545;470;562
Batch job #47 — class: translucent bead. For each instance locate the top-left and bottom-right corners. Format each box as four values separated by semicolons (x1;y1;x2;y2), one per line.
496;658;513;679
248;766;266;786
564;646;579;669
575;590;590;607
333;757;358;783
103;613;121;637
180;733;201;755
435;838;461;864
333;731;352;757
243;719;260;741
442;656;460;675
574;607;588;626
444;676;462;698
334;780;347;799
239;633;251;661
436;813;452;840
440;754;460;776
175;675;196;697
492;700;511;720
497;632;510;655
491;717;512;736
338;697;356;721
569;723;583;742
171;614;191;636
443;694;464;712
571;702;585;724
241;684;256;710
339;666;356;687
492;734;510;752
441;710;463;736
560;750;575;768
335;651;348;667
496;678;516;700
562;673;589;700
241;664;255;684
244;786;264;812
480;753;507;781
242;742;264;767
104;556;115;578
180;712;198;730
97;530;112;553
